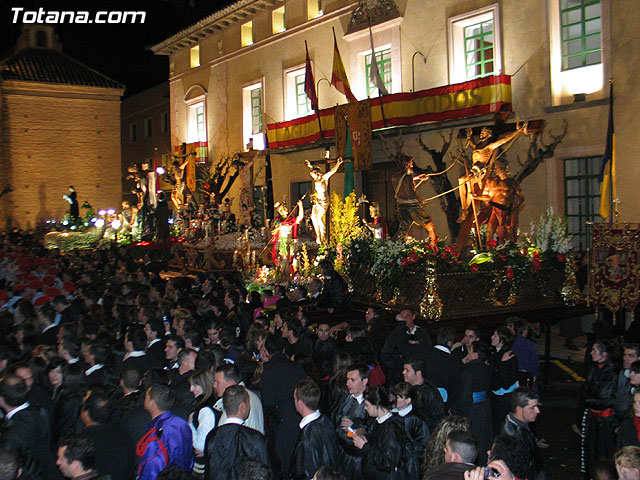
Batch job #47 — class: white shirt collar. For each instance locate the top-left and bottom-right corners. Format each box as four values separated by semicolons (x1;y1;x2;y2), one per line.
299;410;321;429
376;411;392;424
397;404;413;417
68;357;80;364
435;345;451;354
85;364;104;376
124;350;145;360
407;325;418;335
6;402;30;420
147;338;161;347
352;393;364;404
42;323;56;333
222;416;245;426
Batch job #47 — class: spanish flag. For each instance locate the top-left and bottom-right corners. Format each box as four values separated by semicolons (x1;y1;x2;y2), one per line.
599;82;616;221
331;28;357;103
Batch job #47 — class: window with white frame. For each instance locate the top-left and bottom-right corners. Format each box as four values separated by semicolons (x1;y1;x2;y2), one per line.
284;66;312;120
242;82;265;150
365;48;392;97
343;17;402;100
448;4;502;84
186;101;207;143
548;0;606;105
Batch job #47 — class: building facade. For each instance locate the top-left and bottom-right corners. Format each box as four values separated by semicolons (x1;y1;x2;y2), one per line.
0;25;125;231
121;82;172;205
153;0;638;248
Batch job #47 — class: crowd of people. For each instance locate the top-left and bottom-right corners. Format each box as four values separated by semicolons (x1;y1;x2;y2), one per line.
0;235;638;480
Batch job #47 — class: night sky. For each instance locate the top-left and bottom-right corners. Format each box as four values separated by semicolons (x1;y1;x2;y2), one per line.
2;0;235;96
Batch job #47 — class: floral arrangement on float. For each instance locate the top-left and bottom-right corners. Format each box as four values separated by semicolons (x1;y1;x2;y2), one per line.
341;205;577;313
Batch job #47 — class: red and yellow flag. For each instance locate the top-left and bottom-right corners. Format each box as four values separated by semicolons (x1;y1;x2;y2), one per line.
331;29;357;103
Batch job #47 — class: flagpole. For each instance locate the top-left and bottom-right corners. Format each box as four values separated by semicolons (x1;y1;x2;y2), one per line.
608;80;614;226
367;17;387;127
305;40;324;140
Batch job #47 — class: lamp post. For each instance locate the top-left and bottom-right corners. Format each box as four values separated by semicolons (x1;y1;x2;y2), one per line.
412;51;427;92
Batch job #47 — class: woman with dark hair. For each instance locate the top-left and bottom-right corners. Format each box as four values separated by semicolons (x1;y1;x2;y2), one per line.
47;357;66;409
391;382;429;480
582;339;619;476
489;326;519;434
325;351;352;414
189;369;217;479
52;362;87;445
352;385;407;480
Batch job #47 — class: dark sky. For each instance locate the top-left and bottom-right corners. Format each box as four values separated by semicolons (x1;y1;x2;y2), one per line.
2;0;235;96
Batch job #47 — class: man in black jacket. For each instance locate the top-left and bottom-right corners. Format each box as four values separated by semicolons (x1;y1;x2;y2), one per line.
499;387;544;480
0;375;61;479
290;380;338;480
260;335;307;479
79;388;136;480
204;385;269;480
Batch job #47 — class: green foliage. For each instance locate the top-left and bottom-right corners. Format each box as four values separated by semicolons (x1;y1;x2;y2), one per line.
329;192;363;247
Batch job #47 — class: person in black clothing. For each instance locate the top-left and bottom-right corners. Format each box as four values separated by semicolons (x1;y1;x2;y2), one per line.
499;387;544;480
290;379;339;480
454;341;493;466
53;363;87;447
402;357;445;430
452;326;481;361
122;326;162;376
282;317;313;361
330;363;374;480
618;391;640;448
391;382;429;480
352;385;407;480
582;339;619;477
313;322;336;381
317;260;349;312
57;435;108;480
426;327;462;410
0;374;62;479
260;335;307;479
64;186;79;219
381;309;432;384
204;385;269;480
489;327;519;435
79;387;136;480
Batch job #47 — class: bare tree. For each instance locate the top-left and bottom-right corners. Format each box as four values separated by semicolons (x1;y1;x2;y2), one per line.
513;120;568;183
417;131;461;240
196;154;241;204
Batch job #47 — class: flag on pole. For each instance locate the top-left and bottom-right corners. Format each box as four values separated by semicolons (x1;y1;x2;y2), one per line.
599;82;616;221
343;122;354;197
304;41;318;111
331;28;357;103
367;24;388;96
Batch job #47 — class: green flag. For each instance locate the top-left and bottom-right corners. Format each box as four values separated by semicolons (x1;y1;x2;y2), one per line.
343;122;354;197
